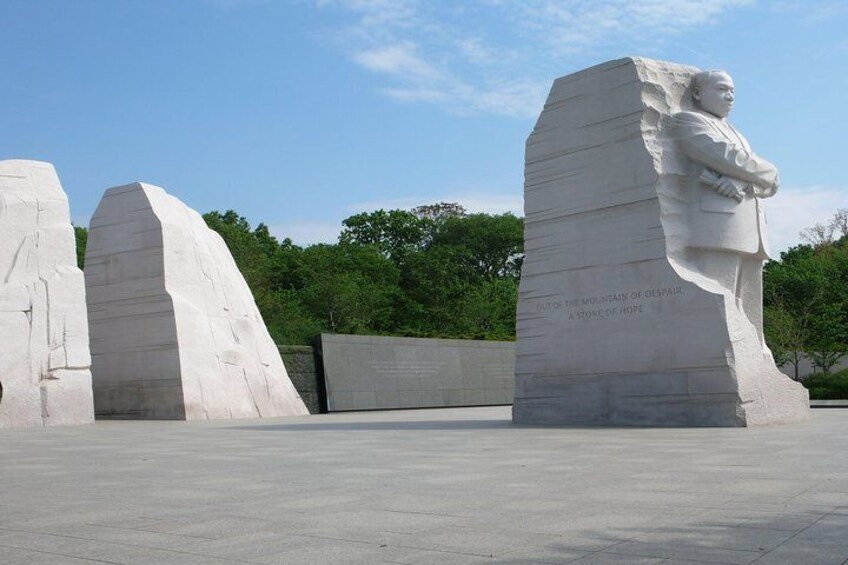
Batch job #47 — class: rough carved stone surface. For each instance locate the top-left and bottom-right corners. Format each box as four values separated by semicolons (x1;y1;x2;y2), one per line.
85;183;308;419
513;57;809;426
0;160;94;428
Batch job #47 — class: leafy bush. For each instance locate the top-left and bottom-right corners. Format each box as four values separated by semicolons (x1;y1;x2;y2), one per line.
803;368;848;400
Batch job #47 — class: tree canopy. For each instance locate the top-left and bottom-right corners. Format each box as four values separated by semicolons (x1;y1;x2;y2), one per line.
204;203;523;344
764;209;848;377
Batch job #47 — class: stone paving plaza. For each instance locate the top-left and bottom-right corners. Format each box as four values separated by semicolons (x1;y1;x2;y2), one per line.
1;406;847;565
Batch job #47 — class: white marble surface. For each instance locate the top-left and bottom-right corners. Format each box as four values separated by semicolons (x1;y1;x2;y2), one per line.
513;58;808;426
85;182;308;419
0;160;94;428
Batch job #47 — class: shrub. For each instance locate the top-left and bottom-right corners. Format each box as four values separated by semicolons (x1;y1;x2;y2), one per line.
803;368;848;400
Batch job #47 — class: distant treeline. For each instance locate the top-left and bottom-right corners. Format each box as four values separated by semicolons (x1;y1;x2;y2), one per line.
201;203;522;344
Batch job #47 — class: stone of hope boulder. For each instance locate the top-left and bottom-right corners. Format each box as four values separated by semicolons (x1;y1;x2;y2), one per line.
513;58;809;426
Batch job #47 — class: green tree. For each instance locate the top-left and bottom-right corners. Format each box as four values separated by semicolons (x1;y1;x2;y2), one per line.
74;225;88;269
763;302;808;379
430;213;524;280
206;205;526;344
393;211;523;338
297;244;401;334
339;209;432;265
411;202;467;222
399;245;477;336
455;277;519;340
764;236;848;376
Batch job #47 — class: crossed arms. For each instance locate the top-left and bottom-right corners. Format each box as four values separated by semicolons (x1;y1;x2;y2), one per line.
673;111;779;199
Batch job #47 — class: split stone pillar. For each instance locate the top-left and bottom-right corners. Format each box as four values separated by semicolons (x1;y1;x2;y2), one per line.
85;182;308;419
0;160;94;428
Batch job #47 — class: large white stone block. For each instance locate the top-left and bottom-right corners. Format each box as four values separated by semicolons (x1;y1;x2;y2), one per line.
85;183;308;419
513;58;809;426
0;160;94;428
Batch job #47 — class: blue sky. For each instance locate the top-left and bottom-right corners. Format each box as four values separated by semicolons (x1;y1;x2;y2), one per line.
1;0;846;252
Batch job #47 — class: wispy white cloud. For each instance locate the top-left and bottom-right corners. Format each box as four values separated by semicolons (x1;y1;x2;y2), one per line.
454;37;519;67
314;0;751;117
514;0;752;53
353;43;442;80
380;88;449;103
765;186;847;254
777;0;848;24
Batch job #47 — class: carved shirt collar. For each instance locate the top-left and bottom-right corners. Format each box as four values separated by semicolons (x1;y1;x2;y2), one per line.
694;108;750;151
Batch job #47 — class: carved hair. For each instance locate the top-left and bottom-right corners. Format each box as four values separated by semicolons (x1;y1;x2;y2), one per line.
691;70;730;97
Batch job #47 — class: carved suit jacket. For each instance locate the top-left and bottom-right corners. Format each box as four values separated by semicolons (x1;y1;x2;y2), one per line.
672;109;778;257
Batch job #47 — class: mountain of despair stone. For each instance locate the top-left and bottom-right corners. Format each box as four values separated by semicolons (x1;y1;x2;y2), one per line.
86;183;308;419
0;160;95;428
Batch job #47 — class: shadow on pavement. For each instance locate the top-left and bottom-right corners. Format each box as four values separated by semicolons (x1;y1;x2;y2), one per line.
230;418;514;432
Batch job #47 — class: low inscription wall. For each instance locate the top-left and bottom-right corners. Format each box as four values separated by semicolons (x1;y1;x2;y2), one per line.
320;334;514;412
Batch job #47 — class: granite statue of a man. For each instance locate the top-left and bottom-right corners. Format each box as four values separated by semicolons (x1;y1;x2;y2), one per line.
673;70;779;346
513;58;808;427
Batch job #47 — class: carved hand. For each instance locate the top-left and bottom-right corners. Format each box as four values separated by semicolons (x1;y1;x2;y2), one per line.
715;177;744;202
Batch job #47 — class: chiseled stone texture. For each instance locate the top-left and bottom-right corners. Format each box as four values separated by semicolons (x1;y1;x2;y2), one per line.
85;183;308;420
513;57;808;427
0;160;94;429
321;333;514;411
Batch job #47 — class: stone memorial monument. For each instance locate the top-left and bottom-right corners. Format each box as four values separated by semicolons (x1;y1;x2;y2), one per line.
85;182;308;419
0;160;95;428
513;57;809;426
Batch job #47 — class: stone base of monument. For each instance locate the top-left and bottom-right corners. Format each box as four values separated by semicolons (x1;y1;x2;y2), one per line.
512;58;809;427
0;160;95;428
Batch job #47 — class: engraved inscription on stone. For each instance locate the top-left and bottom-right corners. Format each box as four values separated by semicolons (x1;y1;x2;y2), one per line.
321;333;514;411
370;360;447;379
535;286;685;321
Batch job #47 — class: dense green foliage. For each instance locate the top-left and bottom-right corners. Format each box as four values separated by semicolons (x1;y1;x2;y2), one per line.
204;205;523;345
764;211;848;377
74;225;88;269
802;368;848;400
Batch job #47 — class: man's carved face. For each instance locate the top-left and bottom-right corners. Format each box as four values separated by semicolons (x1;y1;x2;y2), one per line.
694;72;735;119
